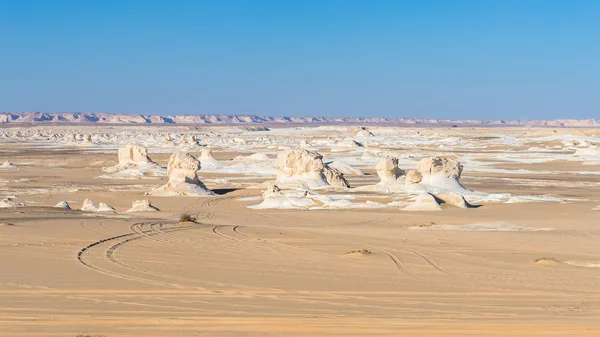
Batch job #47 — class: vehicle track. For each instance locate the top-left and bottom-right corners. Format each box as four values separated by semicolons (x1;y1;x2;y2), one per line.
77;224;202;288
407;248;448;274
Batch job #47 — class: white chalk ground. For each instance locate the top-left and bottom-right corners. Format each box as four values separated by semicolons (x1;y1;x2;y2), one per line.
410;222;554;231
563;260;600;268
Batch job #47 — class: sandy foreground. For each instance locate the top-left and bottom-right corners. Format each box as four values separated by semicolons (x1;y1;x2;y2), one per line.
0;125;599;336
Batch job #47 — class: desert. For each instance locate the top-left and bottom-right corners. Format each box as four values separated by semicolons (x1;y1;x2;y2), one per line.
1;122;599;336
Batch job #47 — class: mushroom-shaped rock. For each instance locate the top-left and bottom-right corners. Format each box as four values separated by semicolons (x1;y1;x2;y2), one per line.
54;201;71;210
150;152;213;196
375;157;405;184
416;157;465;191
275;149;349;188
126;200;159;212
403;193;442;211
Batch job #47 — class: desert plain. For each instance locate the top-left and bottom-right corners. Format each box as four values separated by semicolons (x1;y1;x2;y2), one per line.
0;124;599;336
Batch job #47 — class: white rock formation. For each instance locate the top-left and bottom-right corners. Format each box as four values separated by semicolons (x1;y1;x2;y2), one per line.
403;193;442;211
82;134;93;143
249;184;317;209
355;129;375;137
375;157;405;184
81;199;116;212
416;156;466;192
102;144;165;178
0;161;19;169
97;202;116;212
150;152;213;196
405;169;423;184
435;192;474;209
179;134;201;147
574;145;600;157
126;200;159;212
263;182;282;198
0;196;25;208
198;148;224;170
275;149;349;188
104;144;160;172
54;201;71;210
80;199;98;212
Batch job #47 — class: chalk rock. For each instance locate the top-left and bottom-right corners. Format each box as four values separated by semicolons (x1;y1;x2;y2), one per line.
435;192;473;209
103;144;164;176
574;145;600;157
250;184;317;210
405;170;423;184
126;200;159;212
0;197;25;208
263;183;281;198
150;152;213;196
0;161;19;169
80;199;98;212
198;148;224;170
375;157;405;184
54;201;71;210
355;128;375;137
403;193;442;211
276;149;349;188
416;157;465;191
97;202;116;212
180;134;201;147
417;157;463;179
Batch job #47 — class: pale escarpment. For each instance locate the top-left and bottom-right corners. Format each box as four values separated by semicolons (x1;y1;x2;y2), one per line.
2;112;599;127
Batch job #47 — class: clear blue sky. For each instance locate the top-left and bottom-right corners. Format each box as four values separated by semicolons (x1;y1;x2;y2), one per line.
1;0;599;119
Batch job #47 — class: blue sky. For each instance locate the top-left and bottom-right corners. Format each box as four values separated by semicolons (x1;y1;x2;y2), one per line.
1;0;599;119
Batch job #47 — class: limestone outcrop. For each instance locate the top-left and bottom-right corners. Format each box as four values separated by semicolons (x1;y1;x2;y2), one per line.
375;157;405;184
150;152;213;196
126;200;160;212
275;149;349;188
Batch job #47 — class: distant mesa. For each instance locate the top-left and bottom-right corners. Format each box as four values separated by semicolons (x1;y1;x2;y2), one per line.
1;112;599;127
